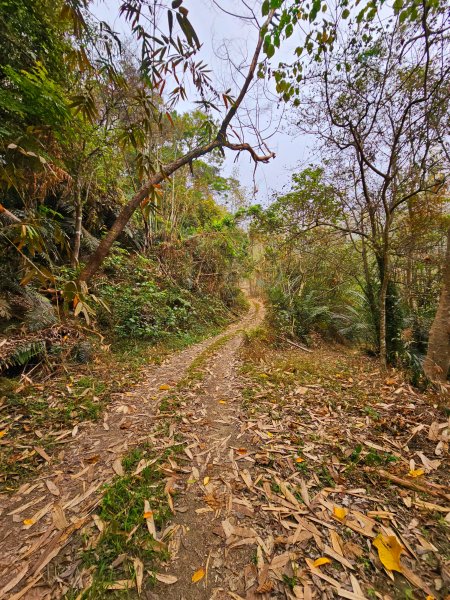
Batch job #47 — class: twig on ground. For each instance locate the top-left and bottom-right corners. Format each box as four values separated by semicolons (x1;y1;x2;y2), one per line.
281;337;313;353
364;467;450;501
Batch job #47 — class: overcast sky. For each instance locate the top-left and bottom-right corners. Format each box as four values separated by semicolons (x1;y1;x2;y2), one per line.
92;0;316;205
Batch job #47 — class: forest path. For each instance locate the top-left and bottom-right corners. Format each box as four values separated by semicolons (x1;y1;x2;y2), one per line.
0;300;264;599
1;301;448;600
143;336;448;600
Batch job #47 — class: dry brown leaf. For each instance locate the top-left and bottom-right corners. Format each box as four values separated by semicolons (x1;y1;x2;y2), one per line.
0;566;29;597
324;544;354;569
240;469;253;488
256;579;274;593
155;573;178;584
107;579;134;590
22;501;53;529
133;558;144;594
33;446;51;462
144;500;157;539
93;514;104;532
112;458;124;476
44;480;60;496
52;503;69;530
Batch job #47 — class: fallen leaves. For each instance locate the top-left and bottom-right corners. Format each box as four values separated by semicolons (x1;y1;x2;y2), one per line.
3;311;447;600
155;573;178;584
133;558;144;594
373;534;404;572
112;458;124;476
191;567;205;583
312;557;331;568
333;506;348;521
144;500;157;539
408;468;424;478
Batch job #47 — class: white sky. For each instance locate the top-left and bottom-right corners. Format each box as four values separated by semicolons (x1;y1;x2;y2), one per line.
92;0;315;204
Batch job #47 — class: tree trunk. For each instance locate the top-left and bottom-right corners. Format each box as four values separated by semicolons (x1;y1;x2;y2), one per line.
78;139;220;282
361;235;379;348
423;227;450;382
377;223;391;368
71;188;83;267
379;258;389;367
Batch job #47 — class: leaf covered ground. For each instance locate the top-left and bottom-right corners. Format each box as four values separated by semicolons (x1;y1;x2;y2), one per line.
0;307;448;599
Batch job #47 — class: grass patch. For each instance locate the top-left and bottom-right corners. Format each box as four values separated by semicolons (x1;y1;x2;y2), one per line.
66;443;182;598
175;332;234;390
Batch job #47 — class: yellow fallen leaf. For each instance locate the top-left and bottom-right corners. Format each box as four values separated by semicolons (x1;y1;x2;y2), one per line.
219;400;227;404
426;596;435;600
192;567;205;583
266;431;273;438
373;534;403;572
295;457;305;463
159;384;170;390
333;506;348;521
203;477;210;485
312;557;331;568
23;519;35;526
259;373;268;378
0;431;6;438
408;468;424;478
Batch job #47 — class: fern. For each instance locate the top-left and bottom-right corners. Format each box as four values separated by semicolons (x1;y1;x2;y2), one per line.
24;291;56;332
0;340;46;371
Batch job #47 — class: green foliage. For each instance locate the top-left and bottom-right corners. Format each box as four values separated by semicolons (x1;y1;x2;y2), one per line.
96;250;233;342
268;287;333;341
0;340;46;371
1;63;70;133
78;443;179;597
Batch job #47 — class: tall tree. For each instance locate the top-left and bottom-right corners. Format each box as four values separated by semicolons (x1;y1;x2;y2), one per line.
278;2;450;364
424;227;450;382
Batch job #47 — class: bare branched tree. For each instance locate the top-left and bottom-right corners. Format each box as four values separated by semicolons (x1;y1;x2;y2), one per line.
290;3;450;365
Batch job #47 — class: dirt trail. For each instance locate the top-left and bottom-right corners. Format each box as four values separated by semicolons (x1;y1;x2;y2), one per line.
151;319;263;599
1;299;448;600
0;300;264;599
